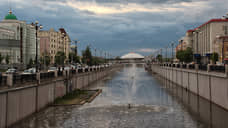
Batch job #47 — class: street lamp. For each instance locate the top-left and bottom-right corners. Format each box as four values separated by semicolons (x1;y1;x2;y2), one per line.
165;46;168;63
33;21;43;73
61;33;66;66
171;42;174;63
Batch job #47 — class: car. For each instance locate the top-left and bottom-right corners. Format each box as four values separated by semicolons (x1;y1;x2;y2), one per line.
64;66;71;70
6;68;17;74
70;65;76;69
22;68;36;74
48;67;57;72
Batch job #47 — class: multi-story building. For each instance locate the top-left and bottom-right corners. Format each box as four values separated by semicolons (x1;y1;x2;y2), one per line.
38;28;71;64
214;36;228;63
183;14;228;64
176;30;193;53
0;10;39;66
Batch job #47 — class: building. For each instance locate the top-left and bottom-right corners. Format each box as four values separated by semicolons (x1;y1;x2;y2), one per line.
214;36;228;63
38;28;71;64
39;36;50;56
0;10;39;66
176;30;194;53
190;14;228;64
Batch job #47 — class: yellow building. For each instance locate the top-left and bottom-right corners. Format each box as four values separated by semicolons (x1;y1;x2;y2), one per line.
38;28;71;64
214;36;228;63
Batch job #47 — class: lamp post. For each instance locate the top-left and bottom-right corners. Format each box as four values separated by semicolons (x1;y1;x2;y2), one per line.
165;46;168;63
61;33;66;66
160;48;163;63
33;21;43;73
171;42;174;63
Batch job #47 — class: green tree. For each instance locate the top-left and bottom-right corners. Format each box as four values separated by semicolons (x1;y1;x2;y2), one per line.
92;56;105;65
69;52;80;63
82;46;93;66
27;58;34;68
0;53;3;64
210;52;218;64
5;55;10;64
176;47;193;63
40;55;51;66
115;56;121;60
55;51;66;65
156;54;162;62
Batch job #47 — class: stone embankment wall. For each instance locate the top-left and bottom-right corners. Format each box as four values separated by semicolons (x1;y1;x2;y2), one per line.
147;64;228;111
0;64;122;128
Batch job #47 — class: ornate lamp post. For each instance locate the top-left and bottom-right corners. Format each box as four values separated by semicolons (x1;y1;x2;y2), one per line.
171;42;174;63
33;21;43;73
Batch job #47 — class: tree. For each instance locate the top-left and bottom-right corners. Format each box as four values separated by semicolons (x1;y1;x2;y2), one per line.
27;58;34;68
115;56;121;60
5;55;10;64
55;51;66;65
0;53;3;64
69;52;80;63
210;52;218;64
176;47;193;63
82;46;93;66
40;55;51;66
156;54;162;62
92;56;105;65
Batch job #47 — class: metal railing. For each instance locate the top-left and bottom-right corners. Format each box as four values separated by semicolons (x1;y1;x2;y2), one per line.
210;65;225;73
40;72;55;80
13;74;37;85
0;75;7;86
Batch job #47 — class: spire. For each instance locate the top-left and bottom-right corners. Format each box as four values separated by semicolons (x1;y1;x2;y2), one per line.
4;8;17;20
9;8;12;14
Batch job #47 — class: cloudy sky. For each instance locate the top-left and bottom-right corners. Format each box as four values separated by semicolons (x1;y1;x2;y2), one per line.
0;0;227;57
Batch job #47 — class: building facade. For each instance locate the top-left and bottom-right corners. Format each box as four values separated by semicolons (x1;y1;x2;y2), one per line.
176;30;193;53
191;17;228;63
38;28;71;64
214;36;228;63
0;10;39;66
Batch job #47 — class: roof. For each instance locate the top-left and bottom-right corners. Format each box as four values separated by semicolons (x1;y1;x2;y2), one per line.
4;10;17;20
120;52;144;59
187;18;228;33
187;29;194;33
59;28;66;34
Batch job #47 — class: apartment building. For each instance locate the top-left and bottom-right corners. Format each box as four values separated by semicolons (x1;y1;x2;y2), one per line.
38;28;71;64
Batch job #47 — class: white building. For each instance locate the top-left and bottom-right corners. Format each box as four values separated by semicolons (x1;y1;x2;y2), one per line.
186;14;228;63
0;10;39;65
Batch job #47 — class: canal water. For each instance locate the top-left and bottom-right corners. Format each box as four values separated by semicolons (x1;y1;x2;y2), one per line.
12;64;228;128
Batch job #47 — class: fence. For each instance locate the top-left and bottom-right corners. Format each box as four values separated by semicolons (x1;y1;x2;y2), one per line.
13;74;37;85
40;72;55;80
210;65;225;73
0;75;7;86
161;63;226;73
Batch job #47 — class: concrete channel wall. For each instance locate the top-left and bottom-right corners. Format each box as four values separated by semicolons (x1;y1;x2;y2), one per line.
149;64;228;111
0;65;122;128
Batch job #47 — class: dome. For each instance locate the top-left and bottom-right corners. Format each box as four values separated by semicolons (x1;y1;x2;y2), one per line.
4;10;17;20
121;52;144;59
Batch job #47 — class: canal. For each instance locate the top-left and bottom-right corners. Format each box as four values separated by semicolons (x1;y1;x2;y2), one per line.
12;64;228;128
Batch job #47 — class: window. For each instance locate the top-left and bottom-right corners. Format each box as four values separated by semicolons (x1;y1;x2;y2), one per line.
223;26;228;35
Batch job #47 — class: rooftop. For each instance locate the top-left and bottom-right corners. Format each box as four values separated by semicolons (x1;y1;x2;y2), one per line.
4;10;17;20
121;52;144;59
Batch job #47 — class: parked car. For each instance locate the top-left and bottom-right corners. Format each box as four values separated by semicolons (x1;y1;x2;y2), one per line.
64;66;71;70
6;68;17;74
48;67;57;72
22;68;36;74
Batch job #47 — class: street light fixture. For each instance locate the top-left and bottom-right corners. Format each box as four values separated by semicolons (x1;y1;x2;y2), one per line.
33;21;43;73
171;42;174;63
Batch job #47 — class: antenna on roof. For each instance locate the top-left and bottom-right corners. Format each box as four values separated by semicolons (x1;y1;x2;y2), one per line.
8;0;12;14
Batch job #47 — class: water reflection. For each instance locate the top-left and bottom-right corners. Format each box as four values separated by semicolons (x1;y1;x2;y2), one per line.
160;76;228;128
11;64;228;128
